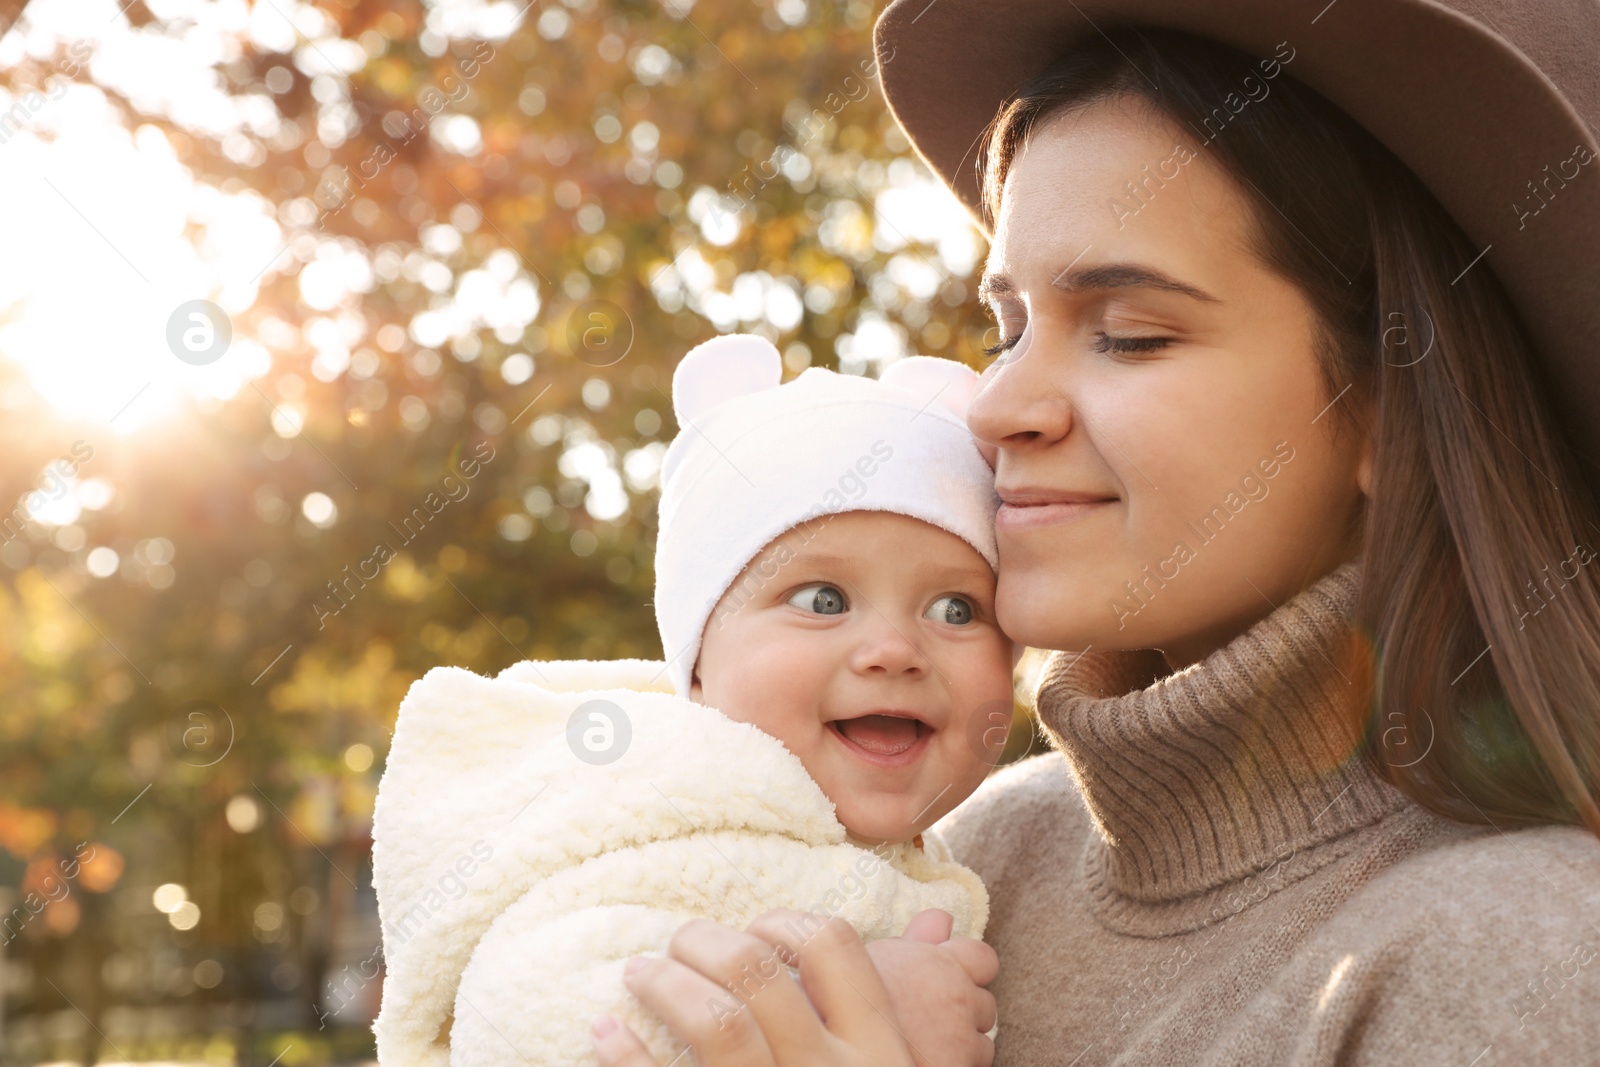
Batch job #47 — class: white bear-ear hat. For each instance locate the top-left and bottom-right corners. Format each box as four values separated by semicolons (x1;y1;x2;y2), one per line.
653;333;1000;698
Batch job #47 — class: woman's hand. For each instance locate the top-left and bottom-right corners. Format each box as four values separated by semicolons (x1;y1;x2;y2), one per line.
867;909;998;1067
591;908;918;1067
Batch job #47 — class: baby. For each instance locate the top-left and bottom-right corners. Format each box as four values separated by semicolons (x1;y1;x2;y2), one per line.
370;333;1015;1066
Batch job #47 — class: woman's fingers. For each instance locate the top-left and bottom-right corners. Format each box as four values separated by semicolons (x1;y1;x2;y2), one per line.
622;947;778;1067
941;936;1000;986
627;913;921;1067
591;1015;663;1067
744;910;907;1054
659;917;830;1062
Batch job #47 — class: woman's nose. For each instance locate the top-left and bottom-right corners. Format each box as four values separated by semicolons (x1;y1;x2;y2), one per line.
966;325;1075;452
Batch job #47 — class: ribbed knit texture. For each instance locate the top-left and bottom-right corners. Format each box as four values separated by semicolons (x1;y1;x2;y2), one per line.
936;562;1600;1065
1037;561;1412;936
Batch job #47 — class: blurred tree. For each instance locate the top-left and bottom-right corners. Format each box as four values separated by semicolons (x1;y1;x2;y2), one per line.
0;0;1007;1059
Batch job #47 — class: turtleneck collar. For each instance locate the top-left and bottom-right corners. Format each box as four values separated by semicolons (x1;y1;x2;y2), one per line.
1034;561;1418;933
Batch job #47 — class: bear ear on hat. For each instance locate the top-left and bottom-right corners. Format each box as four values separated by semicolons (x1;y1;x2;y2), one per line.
879;355;982;421
672;333;783;427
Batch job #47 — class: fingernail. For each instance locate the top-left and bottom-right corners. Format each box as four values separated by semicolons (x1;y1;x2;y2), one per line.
591;1015;620;1039
623;956;644;977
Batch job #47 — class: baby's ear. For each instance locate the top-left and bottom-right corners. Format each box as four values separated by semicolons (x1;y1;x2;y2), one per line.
672;333;783;427
879;356;982;422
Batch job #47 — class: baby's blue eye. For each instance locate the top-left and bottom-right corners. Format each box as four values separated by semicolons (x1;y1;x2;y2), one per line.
926;595;975;625
787;583;847;615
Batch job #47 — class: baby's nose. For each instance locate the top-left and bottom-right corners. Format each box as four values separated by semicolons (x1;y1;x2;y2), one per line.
848;614;931;676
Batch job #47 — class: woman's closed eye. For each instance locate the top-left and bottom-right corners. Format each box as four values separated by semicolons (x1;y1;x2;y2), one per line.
1093;331;1172;355
787;582;848;615
925;594;977;626
982;329;1174;358
983;317;1028;357
983;332;1021;358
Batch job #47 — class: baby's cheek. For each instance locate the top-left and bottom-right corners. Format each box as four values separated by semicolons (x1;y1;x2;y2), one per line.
954;696;1016;772
794;732;854;803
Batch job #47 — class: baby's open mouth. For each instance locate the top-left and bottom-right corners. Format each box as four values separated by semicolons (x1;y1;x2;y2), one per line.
829;713;929;757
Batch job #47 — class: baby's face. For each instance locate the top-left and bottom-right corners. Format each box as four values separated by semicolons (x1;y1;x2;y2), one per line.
689;510;1016;845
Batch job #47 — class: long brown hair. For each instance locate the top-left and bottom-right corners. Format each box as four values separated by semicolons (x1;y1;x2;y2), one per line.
977;25;1600;838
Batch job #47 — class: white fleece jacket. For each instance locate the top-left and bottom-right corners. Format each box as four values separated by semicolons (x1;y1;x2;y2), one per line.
370;657;990;1067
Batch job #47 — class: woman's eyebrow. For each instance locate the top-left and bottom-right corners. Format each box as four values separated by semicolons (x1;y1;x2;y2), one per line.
976;274;1010;308
979;263;1222;305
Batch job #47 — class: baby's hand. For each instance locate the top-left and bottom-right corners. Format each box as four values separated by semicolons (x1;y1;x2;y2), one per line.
866;909;998;1067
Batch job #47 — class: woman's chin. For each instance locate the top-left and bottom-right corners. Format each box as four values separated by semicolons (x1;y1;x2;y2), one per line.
996;578;1113;651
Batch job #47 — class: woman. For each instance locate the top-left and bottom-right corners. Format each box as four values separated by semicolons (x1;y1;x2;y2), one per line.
594;2;1600;1063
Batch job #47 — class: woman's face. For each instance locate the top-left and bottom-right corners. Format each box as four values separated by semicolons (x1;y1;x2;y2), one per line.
968;95;1371;667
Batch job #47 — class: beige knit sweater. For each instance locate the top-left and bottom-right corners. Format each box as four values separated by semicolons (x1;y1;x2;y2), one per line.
936;562;1600;1065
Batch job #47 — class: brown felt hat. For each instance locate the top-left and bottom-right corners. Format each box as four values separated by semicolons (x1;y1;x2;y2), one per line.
873;0;1600;478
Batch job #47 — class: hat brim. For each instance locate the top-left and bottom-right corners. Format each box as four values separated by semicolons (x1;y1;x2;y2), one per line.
874;0;1600;480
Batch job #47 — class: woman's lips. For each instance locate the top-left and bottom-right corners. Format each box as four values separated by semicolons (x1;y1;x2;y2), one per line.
996;499;1116;530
